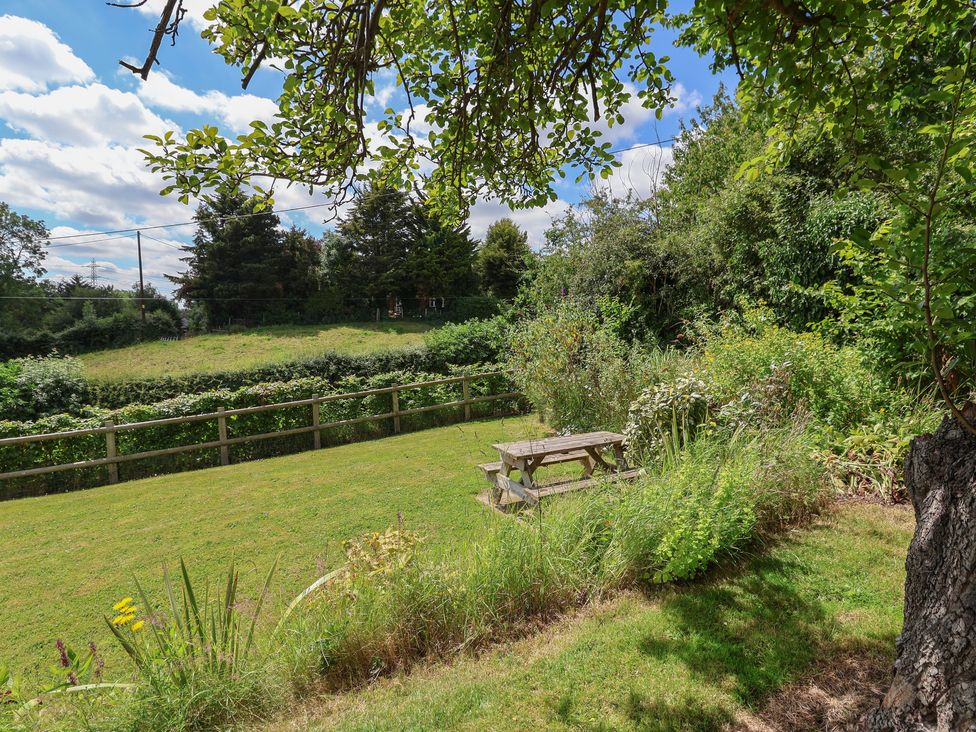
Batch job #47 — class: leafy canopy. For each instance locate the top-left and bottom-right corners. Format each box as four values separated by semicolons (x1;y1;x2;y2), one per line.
141;0;673;214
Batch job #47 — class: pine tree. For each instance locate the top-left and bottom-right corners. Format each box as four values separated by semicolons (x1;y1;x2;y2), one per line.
167;192;318;325
476;219;532;299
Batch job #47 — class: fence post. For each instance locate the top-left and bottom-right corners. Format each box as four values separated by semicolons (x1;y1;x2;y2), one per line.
392;388;401;434
217;407;230;466
462;376;472;421
104;419;119;484
312;395;321;449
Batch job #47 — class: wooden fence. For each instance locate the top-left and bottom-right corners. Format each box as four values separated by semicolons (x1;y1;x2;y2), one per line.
0;372;520;489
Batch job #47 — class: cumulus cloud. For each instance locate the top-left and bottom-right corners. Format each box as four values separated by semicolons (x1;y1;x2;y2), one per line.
0;15;94;92
0;83;175;146
468;198;572;248
137;73;279;134
0;139;192;228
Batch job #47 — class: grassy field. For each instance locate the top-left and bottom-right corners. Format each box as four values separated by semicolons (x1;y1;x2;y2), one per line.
0;415;546;673
78;321;433;381
265;503;911;731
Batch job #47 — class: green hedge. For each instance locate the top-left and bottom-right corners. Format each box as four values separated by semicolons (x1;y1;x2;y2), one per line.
0;367;523;500
83;347;450;409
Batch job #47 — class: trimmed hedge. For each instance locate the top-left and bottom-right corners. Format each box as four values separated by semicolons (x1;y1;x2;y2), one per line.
81;318;509;410
85;347;447;409
0;311;179;360
0;366;523;500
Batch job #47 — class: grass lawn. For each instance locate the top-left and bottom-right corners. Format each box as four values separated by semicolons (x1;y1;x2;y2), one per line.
77;321;433;382
0;415;546;674
264;503;911;732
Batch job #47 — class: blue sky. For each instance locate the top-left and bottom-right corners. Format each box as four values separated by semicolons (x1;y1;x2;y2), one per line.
0;1;734;296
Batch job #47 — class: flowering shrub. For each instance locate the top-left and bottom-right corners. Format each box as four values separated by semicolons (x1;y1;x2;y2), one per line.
10;354;88;419
623;373;711;463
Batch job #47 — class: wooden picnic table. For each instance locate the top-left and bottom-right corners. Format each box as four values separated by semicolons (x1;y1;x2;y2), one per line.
480;431;635;507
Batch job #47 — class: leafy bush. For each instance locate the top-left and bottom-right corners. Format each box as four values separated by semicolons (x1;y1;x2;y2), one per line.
819;397;941;503
12;355;88;419
697;306;890;430
85;344;491;410
445;295;502;322
422;316;508;365
0;311;182;361
508;302;682;432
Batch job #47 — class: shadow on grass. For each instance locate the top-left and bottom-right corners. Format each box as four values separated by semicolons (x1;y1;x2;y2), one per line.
624;550;896;731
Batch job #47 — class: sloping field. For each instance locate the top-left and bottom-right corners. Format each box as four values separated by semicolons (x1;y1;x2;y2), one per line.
78;322;432;381
265;503;910;732
0;415;546;672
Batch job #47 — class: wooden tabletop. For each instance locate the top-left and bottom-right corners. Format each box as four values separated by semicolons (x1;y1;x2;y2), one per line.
493;431;625;461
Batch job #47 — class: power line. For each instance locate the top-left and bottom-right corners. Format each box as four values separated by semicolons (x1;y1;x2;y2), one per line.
47;233;137;249
139;233;186;250
42;137;679;244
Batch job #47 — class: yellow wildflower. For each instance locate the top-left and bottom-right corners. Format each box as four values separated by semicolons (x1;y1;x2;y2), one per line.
112;597;134;612
112;613;136;627
131;620;145;631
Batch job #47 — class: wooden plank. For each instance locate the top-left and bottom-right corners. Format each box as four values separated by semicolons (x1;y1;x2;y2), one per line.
104;419;118;485
494;473;537;506
392;388;401;433
311;394;321;450
493;431;624;460
217;407;230;466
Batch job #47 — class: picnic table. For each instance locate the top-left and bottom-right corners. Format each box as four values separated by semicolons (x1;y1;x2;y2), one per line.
478;431;639;508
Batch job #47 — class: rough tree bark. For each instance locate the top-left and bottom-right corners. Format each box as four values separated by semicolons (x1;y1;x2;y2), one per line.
867;408;976;731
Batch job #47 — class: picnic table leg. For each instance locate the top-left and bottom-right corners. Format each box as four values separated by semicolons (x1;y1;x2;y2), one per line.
580;453;596;478
612;443;630;471
584;446;617;474
495;460;512;504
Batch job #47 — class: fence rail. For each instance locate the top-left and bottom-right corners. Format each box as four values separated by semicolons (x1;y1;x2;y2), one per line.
0;372;520;487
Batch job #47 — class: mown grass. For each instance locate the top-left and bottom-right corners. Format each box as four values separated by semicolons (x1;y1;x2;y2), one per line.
77;322;433;382
264;503;910;732
0;415;546;674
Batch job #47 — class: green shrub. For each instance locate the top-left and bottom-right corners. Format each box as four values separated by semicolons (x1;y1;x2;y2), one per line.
422;316;509;365
85;345;473;410
697;306;890;430
13;355;88;419
508;302;682;432
445;295;502;322
623;373;711;464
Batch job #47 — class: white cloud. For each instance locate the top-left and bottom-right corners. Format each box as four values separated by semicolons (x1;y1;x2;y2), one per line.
0;138;193;228
468;198;572;248
0;83;175;146
137;73;278;134
131;0;213;32
0;15;94;92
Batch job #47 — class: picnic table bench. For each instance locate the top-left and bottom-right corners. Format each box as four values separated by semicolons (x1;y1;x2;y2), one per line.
478;431;640;508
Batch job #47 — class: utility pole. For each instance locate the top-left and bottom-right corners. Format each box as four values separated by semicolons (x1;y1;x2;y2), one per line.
137;230;146;322
87;259;99;286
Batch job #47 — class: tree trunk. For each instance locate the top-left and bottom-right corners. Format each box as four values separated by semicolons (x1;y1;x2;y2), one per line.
867;411;976;731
